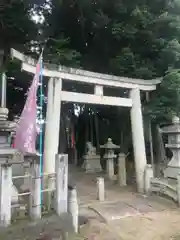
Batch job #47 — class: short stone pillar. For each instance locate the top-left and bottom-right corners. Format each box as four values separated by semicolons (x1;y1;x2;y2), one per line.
83;142;102;173
21;155;31;191
177;174;180;207
29;154;42;220
96;177;105;201
117;153;127;186
144;164;154;195
100;138;120;180
162;116;180;179
68;187;78;233
0;151;23;227
55;154;68;215
0;163;12;226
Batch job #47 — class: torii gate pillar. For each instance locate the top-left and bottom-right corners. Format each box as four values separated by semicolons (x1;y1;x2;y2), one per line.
130;88;147;193
43;78;62;175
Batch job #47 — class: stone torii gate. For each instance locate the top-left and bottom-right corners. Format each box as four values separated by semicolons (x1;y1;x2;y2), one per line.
11;48;161;193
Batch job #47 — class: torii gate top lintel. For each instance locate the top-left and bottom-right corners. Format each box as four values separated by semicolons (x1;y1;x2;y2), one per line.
11;48;161;91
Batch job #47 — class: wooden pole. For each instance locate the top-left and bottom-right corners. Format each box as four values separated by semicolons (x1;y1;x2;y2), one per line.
0;73;7;108
94;113;100;152
90;111;93;144
146;92;154;167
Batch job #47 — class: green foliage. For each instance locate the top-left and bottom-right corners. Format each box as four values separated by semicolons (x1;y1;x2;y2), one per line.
44;37;81;67
0;1;39;117
41;0;180;123
145;70;180;123
0;1;38;60
3;0;180;123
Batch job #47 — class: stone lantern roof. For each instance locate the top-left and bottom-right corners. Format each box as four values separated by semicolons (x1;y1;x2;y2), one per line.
100;138;120;149
162;116;180;134
0;108;16;132
0;107;23;164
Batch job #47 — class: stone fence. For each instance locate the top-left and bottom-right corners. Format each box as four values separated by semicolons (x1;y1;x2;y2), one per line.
144;164;180;206
0;154;68;227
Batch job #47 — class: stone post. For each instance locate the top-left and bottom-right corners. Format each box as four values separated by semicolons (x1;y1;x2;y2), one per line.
144;164;154;195
29;156;41;220
55;154;68;215
117;153;127;186
96;177;105;201
68;187;78;233
0;164;12;226
130;88;147;193
21;154;31;192
177;174;180;207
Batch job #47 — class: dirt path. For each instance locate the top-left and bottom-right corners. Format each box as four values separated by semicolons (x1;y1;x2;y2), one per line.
70;167;180;240
82;197;180;240
110;210;180;240
80;210;180;240
1;198;180;240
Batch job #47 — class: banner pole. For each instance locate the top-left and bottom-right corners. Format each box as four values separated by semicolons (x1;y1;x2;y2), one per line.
39;53;43;208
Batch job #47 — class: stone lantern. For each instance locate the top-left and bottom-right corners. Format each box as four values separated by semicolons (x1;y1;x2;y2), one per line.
100;138;120;179
162;116;180;179
0;107;23;226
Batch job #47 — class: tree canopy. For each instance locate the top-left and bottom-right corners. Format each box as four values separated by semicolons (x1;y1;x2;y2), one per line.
2;0;180;123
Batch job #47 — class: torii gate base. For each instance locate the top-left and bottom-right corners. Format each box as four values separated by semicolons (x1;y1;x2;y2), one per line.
11;48;161;193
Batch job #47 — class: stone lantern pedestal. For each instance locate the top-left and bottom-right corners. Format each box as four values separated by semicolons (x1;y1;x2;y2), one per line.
0;108;24;200
162;116;180;179
0;108;24;226
100;138;120;180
